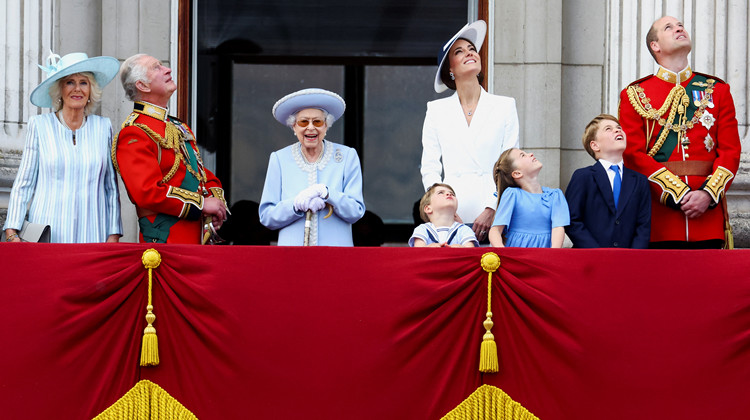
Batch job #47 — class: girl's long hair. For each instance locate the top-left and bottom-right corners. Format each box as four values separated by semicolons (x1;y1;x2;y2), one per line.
493;148;519;207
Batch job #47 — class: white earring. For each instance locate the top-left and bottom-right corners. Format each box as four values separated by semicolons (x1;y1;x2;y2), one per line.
449;72;455;80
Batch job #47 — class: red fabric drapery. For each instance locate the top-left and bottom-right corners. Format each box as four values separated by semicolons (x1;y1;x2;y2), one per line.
1;244;749;419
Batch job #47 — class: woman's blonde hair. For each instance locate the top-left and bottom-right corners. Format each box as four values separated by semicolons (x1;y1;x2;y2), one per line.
47;72;102;115
493;148;519;206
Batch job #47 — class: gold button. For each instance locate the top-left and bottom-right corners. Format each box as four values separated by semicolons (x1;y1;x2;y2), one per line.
685;154;690;159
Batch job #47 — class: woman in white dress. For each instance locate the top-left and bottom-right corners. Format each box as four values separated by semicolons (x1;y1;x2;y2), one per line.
3;52;122;243
420;20;520;243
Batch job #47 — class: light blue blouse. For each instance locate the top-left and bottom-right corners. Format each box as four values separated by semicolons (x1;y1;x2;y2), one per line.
259;140;365;246
4;113;122;243
492;187;569;248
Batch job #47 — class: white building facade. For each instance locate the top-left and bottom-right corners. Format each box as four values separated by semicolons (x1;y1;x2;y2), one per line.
2;0;749;244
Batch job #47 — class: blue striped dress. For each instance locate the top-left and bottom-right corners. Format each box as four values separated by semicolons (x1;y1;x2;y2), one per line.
3;113;122;243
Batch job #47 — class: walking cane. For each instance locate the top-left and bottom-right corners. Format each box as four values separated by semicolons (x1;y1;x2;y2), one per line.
303;210;313;246
303;205;333;246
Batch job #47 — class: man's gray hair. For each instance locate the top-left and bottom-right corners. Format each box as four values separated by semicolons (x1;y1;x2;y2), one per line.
285;109;335;130
120;54;150;102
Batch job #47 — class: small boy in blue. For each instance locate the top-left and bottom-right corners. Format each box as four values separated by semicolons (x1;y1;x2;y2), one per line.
410;183;478;247
565;114;651;248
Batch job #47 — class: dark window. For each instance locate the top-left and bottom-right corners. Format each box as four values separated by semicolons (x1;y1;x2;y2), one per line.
197;0;466;242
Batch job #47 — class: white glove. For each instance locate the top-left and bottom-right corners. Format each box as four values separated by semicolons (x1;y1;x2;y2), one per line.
294;184;329;212
308;197;326;213
294;189;315;212
309;183;329;199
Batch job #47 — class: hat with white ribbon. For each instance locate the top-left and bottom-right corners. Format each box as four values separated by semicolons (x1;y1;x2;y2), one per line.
434;20;487;93
30;50;120;108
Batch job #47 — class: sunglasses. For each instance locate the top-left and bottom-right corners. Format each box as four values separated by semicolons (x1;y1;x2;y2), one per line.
296;119;325;128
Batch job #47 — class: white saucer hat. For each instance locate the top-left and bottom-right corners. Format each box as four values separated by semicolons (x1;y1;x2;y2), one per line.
434;20;487;93
272;88;346;125
30;51;120;108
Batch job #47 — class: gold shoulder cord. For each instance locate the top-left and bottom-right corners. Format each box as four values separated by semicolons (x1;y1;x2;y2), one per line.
111;113;139;175
625;80;715;157
113;118;208;185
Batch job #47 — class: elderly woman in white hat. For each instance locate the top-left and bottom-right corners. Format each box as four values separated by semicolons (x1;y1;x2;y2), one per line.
420;20;520;243
3;52;122;243
259;88;365;246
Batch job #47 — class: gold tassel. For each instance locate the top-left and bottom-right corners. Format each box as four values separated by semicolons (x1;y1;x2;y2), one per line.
441;384;540;420
140;249;162;367
479;252;501;373
722;198;734;250
725;221;734;250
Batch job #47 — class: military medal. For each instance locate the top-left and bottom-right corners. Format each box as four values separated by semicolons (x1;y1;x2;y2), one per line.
699;110;715;130
704;134;715;152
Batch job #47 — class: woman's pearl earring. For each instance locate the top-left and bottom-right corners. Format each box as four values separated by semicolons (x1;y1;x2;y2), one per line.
449;72;455;80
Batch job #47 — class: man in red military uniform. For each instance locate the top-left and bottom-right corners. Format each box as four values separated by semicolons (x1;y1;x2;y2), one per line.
113;54;227;244
619;16;741;249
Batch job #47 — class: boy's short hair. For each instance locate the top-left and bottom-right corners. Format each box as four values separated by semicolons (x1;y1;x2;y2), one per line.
419;183;456;223
582;114;620;159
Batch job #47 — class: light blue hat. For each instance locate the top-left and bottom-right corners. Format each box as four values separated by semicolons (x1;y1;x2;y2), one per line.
434;20;487;93
30;51;120;108
272;88;346;125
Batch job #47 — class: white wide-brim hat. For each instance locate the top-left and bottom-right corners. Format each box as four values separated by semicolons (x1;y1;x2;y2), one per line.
434;20;487;93
272;88;346;125
30;51;120;108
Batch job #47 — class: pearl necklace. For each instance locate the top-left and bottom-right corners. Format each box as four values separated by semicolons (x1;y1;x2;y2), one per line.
58;111;86;145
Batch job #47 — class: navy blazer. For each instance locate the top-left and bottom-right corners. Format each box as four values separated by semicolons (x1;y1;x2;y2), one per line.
565;162;651;248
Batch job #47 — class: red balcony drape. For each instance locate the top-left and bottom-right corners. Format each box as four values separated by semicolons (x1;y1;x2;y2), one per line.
1;244;749;419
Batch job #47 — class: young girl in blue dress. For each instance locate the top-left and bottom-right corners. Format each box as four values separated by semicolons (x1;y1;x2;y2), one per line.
488;148;570;248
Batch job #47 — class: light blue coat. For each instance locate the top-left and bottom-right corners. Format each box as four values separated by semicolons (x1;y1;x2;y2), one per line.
259;140;365;246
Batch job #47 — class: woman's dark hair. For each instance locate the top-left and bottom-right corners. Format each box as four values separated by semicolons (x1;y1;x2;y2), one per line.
439;38;484;90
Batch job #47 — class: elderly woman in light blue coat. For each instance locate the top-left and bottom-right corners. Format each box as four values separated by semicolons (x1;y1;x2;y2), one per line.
259;88;365;246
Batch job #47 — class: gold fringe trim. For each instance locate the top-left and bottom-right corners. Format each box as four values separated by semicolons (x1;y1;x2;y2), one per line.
140;249;162;367
93;380;198;420
441;385;539;420
479;253;501;373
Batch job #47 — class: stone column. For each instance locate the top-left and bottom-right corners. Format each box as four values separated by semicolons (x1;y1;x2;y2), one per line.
0;0;55;228
493;0;563;189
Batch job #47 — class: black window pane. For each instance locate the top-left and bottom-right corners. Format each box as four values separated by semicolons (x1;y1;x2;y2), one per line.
230;64;345;203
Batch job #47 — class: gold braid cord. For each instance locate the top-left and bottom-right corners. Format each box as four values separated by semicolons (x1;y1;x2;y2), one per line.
441;385;539;420
93;380;198;420
134;123;208;185
626;80;715;157
140;249;161;367
479;252;501;373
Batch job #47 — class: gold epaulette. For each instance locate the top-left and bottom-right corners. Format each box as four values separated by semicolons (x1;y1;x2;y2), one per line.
626;74;654;87
703;166;733;203
649;168;690;205
692;71;725;84
121;112;139;129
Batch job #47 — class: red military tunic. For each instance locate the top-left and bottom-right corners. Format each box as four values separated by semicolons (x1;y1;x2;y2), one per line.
113;101;225;244
619;66;741;243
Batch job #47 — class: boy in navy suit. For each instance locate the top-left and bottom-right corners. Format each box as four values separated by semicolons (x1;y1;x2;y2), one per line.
565;114;651;248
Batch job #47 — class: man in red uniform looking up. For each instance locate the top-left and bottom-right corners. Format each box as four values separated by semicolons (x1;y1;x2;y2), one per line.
619;16;741;249
113;54;227;244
